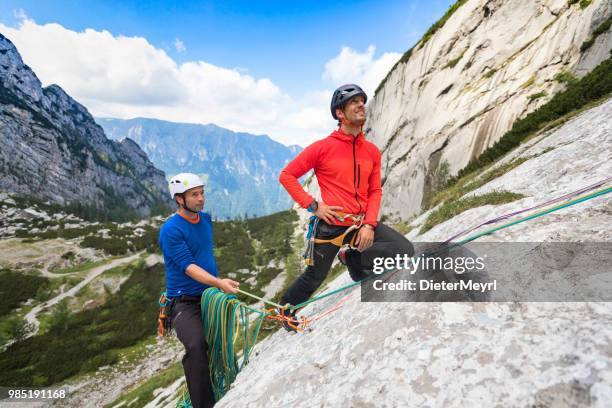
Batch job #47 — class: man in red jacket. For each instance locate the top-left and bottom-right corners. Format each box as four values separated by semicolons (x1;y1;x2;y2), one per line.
278;84;414;331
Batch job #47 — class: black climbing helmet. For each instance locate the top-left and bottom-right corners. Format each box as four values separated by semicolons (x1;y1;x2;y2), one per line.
330;84;367;120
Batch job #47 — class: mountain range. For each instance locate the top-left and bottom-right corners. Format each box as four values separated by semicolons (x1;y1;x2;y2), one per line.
97;117;302;219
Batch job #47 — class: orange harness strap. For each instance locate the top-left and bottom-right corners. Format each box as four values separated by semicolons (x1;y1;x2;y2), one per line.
313;212;364;247
313;226;359;247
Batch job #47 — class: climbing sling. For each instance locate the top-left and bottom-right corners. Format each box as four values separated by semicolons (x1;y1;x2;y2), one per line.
157;291;172;337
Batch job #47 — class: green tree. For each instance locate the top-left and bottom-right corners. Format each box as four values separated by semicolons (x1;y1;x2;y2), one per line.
126;284;148;304
7;316;34;343
50;299;71;332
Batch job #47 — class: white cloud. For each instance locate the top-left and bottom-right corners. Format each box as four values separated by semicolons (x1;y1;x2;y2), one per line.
12;8;28;21
1;19;185;105
173;38;186;53
323;45;401;97
0;19;398;147
0;18;334;146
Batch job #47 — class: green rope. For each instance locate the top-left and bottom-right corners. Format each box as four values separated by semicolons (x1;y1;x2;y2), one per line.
456;186;611;245
176;288;266;407
236;288;284;309
175;386;191;407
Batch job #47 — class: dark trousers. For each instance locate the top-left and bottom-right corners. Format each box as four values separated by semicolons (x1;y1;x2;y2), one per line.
170;298;215;408
281;221;414;307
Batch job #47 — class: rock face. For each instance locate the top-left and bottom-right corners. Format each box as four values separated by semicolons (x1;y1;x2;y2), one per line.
0;34;171;219
408;99;612;244
366;0;612;220
97;117;302;219
215;95;612;408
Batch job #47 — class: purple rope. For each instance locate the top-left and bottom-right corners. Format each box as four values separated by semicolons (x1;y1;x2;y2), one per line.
443;176;612;242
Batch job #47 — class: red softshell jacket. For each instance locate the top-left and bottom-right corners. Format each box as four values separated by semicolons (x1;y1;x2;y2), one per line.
279;128;382;227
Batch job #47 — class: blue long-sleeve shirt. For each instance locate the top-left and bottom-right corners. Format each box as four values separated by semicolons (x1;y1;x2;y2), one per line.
158;212;219;297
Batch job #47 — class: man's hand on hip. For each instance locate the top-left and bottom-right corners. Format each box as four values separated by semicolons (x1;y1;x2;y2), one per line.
315;202;343;224
354;226;374;252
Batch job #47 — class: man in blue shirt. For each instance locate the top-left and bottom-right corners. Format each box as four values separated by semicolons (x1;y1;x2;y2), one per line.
159;173;239;408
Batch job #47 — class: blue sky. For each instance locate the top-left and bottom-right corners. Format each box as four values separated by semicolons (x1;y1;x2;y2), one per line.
0;0;455;145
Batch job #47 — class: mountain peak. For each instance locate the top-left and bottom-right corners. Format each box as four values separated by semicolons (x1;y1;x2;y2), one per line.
0;33;44;104
0;35;171;220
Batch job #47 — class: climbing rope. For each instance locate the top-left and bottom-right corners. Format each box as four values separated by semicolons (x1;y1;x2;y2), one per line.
176;288;267;406
176;388;191;407
444;176;612;243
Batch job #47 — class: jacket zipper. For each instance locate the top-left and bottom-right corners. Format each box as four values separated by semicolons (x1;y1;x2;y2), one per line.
352;138;362;214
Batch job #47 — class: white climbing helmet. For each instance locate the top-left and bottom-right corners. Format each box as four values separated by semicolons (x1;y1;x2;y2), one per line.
168;173;204;198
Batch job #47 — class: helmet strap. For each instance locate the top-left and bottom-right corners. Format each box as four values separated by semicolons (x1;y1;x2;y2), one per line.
340;115;362;137
179;193;199;214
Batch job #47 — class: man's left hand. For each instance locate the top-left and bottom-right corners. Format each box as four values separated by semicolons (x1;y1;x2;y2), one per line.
354;225;375;252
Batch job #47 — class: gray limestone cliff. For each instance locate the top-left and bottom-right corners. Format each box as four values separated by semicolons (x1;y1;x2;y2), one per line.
366;0;611;220
0;33;171;219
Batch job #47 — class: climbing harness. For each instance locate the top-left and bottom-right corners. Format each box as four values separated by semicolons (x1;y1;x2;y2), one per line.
303;211;364;265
